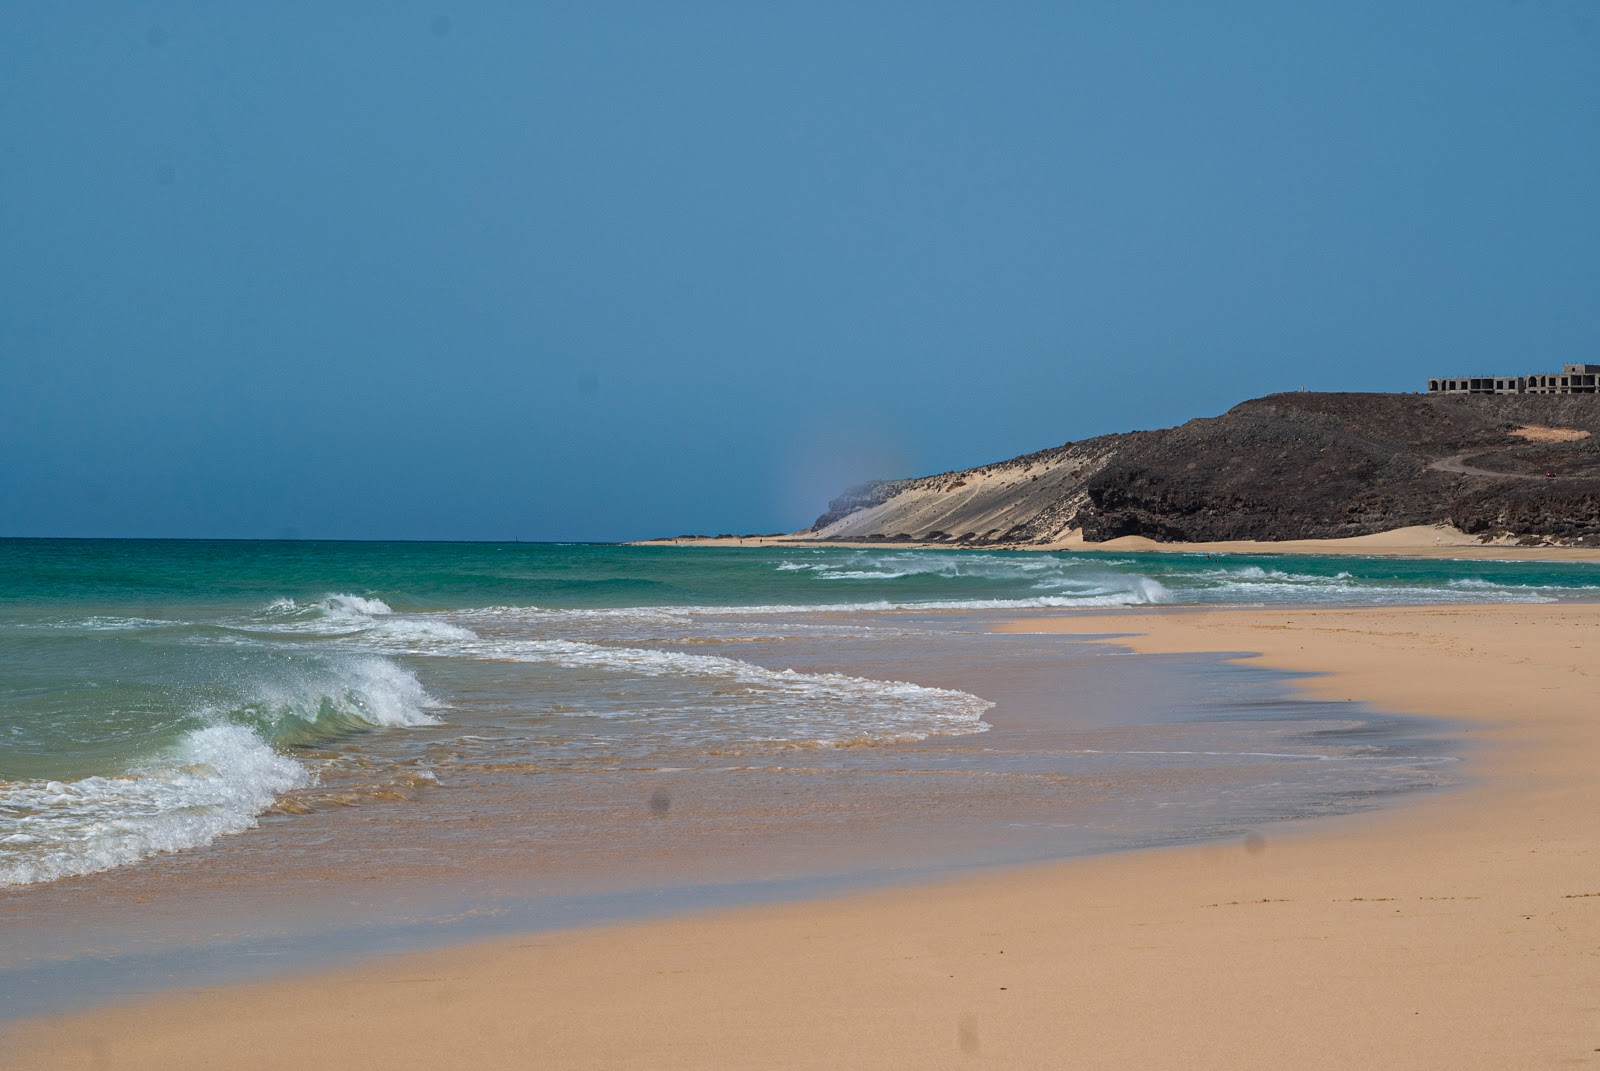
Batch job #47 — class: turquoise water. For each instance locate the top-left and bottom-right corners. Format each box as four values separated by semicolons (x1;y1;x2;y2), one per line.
3;537;1597;888
10;538;1600;610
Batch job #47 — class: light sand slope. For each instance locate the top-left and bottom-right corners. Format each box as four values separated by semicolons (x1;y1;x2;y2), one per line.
7;603;1600;1069
1511;424;1591;443
806;438;1122;544
1040;522;1600;560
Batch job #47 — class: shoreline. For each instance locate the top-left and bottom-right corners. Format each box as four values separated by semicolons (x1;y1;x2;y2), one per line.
7;602;1600;1068
0;613;1442;1020
638;522;1600;562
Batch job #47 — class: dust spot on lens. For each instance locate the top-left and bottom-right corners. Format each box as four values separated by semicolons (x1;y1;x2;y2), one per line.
648;788;671;816
1244;832;1266;855
430;15;452;37
146;26;168;48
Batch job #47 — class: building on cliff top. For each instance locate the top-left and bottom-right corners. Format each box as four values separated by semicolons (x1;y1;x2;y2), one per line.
1429;364;1600;395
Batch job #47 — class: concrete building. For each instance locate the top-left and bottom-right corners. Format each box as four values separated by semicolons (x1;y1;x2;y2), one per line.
1428;364;1600;395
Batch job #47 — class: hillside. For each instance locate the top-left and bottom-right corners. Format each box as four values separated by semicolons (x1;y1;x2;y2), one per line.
807;393;1600;545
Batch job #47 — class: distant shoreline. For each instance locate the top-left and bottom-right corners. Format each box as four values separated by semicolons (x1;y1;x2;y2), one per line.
635;522;1600;563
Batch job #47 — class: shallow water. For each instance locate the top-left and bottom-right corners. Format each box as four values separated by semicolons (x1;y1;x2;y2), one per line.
3;537;1587;888
1;538;1570;1015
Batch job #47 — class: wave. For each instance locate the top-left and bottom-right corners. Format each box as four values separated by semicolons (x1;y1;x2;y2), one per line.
1189;565;1349;583
1438;577;1589;594
33;615;182;633
318;594;393;616
776;551;1127;583
0;724;308;886
356;628;992;748
1184;570;1569;605
768;551;1600;606
263;593;393;616
0;651;442;886
239;593;399;636
450;584;1174;626
231;656;441;745
362;618;478;644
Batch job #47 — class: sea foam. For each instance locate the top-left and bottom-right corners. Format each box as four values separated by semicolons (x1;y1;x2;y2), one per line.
0;649;442;886
355;626;993;748
238;655;442;739
0;724;308;886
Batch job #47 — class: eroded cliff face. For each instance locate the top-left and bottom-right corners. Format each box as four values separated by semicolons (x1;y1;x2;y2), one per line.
809;393;1600;545
808;437;1128;544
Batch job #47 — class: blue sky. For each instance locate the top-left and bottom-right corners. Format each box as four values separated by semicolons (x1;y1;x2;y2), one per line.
3;2;1597;540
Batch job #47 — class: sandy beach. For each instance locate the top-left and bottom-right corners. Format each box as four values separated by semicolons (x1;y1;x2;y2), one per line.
6;600;1599;1069
1043;524;1600;562
647;524;1600;562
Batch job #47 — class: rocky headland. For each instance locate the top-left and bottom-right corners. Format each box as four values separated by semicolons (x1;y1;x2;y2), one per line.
804;393;1600;547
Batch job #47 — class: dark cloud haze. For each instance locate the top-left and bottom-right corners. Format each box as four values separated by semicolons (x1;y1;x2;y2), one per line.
3;3;1597;540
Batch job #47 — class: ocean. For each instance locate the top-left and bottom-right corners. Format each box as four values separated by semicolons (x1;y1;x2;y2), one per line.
4;537;1599;892
7;537;1600;1013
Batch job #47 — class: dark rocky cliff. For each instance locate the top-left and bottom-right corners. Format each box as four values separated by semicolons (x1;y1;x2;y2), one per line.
809;393;1600;545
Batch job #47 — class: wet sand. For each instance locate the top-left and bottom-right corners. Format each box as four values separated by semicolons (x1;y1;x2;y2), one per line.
1;617;1446;1019
6;603;1600;1068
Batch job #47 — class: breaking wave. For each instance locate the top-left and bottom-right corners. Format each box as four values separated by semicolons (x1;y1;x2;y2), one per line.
768;549;1600;606
230;656;441;744
0;633;443;886
0;724;307;886
12;548;1590;890
354;627;993;749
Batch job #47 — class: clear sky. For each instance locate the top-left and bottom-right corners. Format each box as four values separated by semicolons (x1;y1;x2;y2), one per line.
3;2;1597;541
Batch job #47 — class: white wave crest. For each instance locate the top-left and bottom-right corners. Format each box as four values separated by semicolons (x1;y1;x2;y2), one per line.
0;725;310;887
776;551;1112;583
356;626;992;747
363;618;478;644
260;593;392;617
16;615;181;633
771;552;1177;606
516;638;993;745
319;594;393;616
451;581;1173;625
0;653;441;886
240;593;401;636
241;656;441;731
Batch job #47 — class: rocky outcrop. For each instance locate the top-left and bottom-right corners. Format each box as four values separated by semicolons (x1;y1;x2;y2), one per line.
1450;482;1600;544
808;393;1600;544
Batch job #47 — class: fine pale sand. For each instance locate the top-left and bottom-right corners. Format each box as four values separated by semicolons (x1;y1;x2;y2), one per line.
644;523;1600;561
7;603;1600;1069
1040;523;1600;560
1511;424;1592;443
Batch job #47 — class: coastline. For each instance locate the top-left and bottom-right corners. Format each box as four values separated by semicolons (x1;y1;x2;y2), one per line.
640;523;1600;562
7;602;1600;1068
